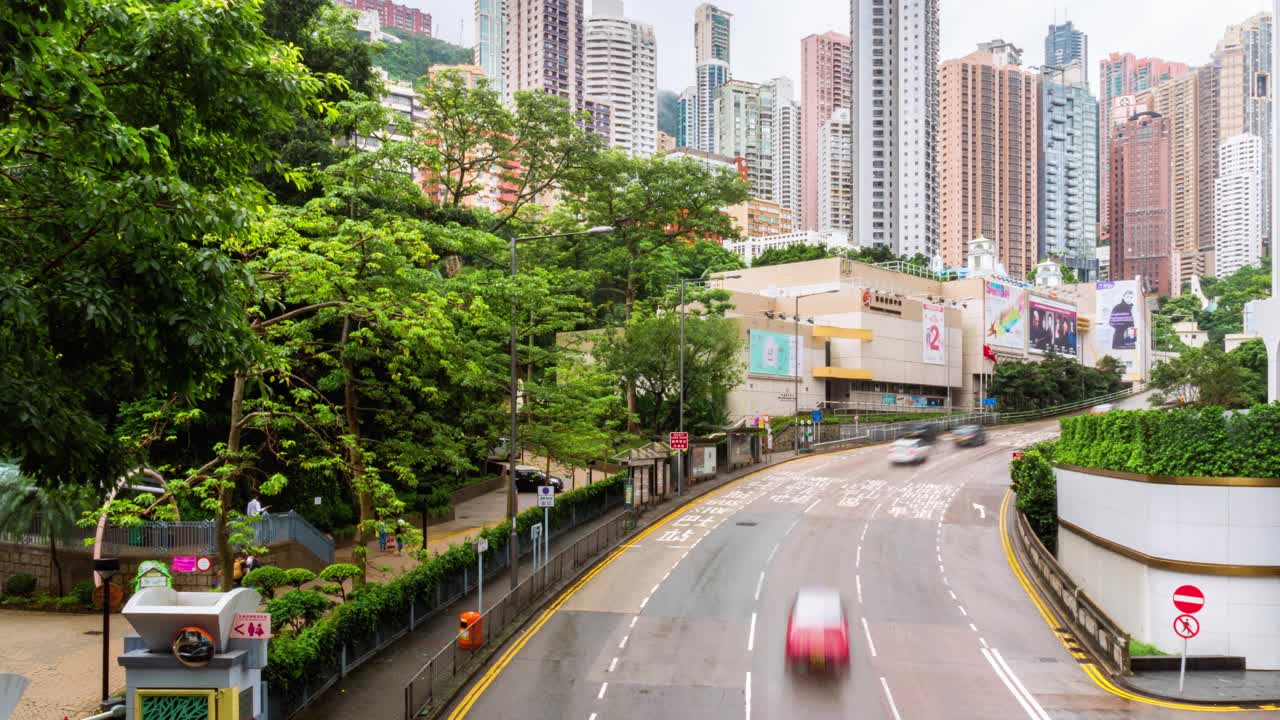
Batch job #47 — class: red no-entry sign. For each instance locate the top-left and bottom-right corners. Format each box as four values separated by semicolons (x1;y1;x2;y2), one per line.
1172;585;1205;614
1174;614;1200;639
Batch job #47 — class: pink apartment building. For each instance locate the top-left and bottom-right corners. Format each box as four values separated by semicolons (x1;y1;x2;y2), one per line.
800;32;851;231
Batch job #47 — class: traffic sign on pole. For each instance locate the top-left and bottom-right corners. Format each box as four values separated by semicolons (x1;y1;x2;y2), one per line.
669;432;689;450
811;409;823;424
537;485;555;508
1173;614;1200;639
1173;585;1205;614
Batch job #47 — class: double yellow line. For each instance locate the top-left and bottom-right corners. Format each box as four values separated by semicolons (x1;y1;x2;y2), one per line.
447;453;823;718
998;491;1276;713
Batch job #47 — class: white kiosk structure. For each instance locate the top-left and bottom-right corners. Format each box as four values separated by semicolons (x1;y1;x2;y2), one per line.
119;587;267;720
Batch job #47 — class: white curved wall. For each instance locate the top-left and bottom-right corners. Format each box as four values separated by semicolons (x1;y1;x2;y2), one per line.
1056;467;1280;669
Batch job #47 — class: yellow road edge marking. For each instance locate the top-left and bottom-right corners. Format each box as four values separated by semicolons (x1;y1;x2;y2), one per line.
448;449;859;719
998;490;1264;713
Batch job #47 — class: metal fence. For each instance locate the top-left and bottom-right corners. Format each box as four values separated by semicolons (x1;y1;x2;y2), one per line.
1;511;335;566
403;508;638;720
1011;509;1131;675
265;485;625;720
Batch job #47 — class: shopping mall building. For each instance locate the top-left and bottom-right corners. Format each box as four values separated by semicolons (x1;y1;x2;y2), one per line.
714;237;1153;420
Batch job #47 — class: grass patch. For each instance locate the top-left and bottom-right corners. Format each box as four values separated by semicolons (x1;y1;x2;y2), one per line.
1130;639;1169;656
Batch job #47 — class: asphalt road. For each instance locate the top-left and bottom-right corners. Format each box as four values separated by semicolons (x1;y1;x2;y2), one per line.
447;404;1273;720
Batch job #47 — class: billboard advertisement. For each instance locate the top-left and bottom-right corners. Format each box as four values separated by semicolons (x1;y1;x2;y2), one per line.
1028;297;1078;356
921;303;946;365
749;330;801;376
1095;281;1140;352
984;280;1026;350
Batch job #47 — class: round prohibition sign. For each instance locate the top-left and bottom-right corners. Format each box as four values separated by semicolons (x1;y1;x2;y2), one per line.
1173;614;1200;639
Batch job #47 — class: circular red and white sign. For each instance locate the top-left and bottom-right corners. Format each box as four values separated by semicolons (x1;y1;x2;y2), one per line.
1173;614;1200;639
195;557;212;572
1173;584;1205;614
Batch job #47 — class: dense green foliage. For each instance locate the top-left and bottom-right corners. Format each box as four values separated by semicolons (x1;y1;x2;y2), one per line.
1057;406;1280;478
987;356;1125;412
1152;263;1272;349
1;0;320;489
267;589;333;633
373;29;473;83
1010;441;1058;552
3;573;36;597
265;474;624;694
657;90;680;138
750;242;926;269
1150;343;1266;408
244;566;290;599
0;463;94;596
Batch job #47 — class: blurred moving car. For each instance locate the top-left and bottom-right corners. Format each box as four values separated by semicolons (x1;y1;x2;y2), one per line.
954;424;986;447
888;438;929;465
1088;403;1115;415
514;466;565;493
786;587;849;673
905;421;938;443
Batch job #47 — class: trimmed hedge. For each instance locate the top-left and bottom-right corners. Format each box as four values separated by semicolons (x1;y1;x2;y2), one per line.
1010;441;1058;552
1057;404;1280;478
265;473;625;697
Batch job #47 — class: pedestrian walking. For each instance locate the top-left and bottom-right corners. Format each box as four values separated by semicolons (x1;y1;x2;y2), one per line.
395;519;407;556
377;518;388;552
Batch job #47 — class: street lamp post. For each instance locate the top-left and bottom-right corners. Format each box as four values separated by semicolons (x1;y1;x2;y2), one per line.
677;272;739;495
793;289;839;452
507;226;612;591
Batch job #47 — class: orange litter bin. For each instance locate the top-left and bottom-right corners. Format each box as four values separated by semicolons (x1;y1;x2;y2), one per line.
458;611;483;650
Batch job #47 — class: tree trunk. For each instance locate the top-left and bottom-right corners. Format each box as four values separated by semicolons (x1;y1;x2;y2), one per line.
341;316;373;586
218;371;247;592
48;534;64;597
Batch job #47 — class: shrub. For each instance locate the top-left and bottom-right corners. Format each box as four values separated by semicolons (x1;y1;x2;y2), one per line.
1057;405;1280;478
264;472;626;697
70;579;95;606
267;590;333;634
284;568;317;590
243;566;289;599
1010;441;1058;552
317;564;360;601
4;573;36;597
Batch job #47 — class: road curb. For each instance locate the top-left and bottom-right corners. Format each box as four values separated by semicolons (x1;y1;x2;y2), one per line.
1003;498;1280;710
431;442;878;719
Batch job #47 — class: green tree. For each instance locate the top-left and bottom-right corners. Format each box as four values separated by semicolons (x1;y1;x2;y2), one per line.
988;355;1124;412
752;244;837;267
1150;345;1257;408
373;29;473;83
521;360;627;485
0;463;95;596
597;314;744;435
1;0;321;489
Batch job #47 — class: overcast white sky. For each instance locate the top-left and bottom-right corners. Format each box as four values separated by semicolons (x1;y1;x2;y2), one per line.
420;0;1272;93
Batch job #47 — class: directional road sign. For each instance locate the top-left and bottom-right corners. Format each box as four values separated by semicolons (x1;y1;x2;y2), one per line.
811;409;823;424
1173;614;1200;639
669;432;689;450
1173;585;1205;614
537;485;555;508
231;612;273;639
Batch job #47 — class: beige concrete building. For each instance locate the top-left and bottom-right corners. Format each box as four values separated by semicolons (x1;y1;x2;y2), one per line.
656;131;677;155
725;198;794;238
939;45;1040;278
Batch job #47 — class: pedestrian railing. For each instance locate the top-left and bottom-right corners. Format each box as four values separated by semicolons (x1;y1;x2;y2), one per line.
1010;509;1131;675
402;509;638;720
1;511;335;566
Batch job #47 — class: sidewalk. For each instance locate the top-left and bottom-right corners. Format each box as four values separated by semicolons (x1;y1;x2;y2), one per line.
337;486;542;585
1122;671;1280;706
294;451;805;720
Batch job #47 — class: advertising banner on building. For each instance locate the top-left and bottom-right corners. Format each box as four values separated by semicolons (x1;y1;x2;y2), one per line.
749;330;801;376
691;446;717;478
1095;280;1142;379
921;303;946;365
984;281;1026;350
1028;296;1079;356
